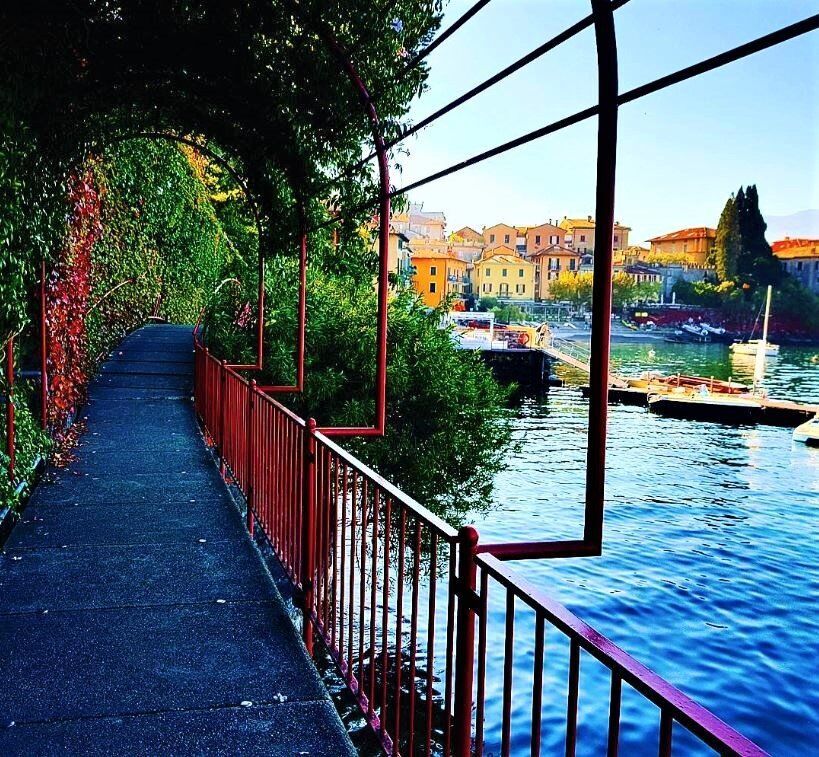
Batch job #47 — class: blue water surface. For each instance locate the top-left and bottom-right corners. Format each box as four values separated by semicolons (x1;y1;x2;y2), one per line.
469;343;819;755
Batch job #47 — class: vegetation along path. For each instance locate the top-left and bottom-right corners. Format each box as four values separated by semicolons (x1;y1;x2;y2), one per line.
0;324;354;755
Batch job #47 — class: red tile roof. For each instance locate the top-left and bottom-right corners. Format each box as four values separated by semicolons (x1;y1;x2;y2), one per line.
771;237;819;252
647;227;716;242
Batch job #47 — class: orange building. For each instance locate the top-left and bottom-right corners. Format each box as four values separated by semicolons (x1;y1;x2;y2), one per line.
772;238;819;294
410;249;469;307
526;244;581;300
483;223;517;249
646;227;716;267
525;222;565;254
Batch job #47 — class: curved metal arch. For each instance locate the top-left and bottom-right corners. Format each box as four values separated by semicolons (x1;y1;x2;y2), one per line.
282;0;392;438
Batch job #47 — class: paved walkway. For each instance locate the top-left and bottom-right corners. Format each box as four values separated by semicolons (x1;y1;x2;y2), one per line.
0;325;354;755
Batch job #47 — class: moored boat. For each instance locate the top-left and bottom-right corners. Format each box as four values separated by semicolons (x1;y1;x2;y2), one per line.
627;371;748;395
730;285;780;357
793;414;819;446
730;339;780;357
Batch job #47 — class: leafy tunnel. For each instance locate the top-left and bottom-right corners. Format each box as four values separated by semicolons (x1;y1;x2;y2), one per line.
0;1;512;518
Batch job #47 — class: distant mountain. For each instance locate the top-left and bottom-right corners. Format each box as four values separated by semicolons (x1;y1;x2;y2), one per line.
765;209;819;242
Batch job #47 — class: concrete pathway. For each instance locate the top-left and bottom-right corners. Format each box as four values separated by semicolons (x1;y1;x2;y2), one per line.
0;324;354;756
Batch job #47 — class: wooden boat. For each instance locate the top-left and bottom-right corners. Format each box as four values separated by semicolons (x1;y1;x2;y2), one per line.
627;371;748;395
793;415;819;446
648;389;762;424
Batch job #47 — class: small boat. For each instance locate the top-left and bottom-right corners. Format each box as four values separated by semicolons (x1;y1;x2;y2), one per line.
793;414;819;446
730;339;780;357
627;371;748;395
730;285;779;357
648;388;762;424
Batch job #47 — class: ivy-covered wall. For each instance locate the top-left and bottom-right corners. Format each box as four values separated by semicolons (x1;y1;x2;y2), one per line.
0;133;239;509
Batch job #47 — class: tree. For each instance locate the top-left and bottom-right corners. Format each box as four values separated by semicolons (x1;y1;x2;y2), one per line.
611;272;637;309
735;184;781;286
548;273;593;308
714;195;741;282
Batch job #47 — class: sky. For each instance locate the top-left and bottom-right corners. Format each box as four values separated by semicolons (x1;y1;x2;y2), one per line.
392;0;819;245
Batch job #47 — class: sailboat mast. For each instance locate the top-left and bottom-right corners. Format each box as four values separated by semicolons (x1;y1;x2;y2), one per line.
753;285;772;385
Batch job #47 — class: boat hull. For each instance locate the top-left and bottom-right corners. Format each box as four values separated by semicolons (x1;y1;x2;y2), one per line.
793;417;819;446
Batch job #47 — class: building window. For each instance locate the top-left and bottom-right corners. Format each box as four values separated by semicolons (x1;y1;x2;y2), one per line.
797;261;803;271
429;282;437;293
430;266;437;275
518;268;524;277
502;268;508;277
535;235;541;245
486;268;490;276
489;234;495;243
504;234;510;244
580;234;586;242
614;235;619;243
570;259;576;271
550;235;558;245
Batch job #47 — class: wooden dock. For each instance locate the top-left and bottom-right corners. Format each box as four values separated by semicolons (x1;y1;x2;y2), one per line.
580;385;819;427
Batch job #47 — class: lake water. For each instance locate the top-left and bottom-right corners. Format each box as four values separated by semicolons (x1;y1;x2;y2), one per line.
468;342;819;755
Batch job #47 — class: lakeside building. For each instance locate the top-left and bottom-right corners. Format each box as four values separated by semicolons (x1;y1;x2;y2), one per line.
473;246;536;300
448;226;485;263
560;215;632;257
772;238;819;294
526;244;581;300
409;248;469;307
646;227;716;268
482;223;517;250
392;202;447;242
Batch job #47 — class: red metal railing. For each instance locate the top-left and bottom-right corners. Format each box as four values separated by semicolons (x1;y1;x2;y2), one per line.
193;338;765;756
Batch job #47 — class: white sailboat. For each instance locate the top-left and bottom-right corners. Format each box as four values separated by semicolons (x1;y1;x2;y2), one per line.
730;285;780;357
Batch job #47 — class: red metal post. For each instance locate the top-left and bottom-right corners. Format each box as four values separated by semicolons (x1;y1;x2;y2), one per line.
246;379;256;534
296;208;307;391
584;0;619;552
5;337;15;483
40;260;49;429
453;525;479;756
301;417;318;655
219;360;227;479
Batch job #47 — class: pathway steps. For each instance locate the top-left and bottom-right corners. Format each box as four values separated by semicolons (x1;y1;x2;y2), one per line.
0;324;354;756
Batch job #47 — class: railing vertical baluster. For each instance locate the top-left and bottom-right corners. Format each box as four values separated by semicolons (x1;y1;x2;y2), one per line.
301;417;317;655
500;591;515;757
393;506;407;747
658;709;673;757
531;613;545;757
5;336;15;483
475;570;489;757
380;494;392;729
218;360;227;478
566;637;581;757
425;532;438;757
453;525;479;757
607;673;622;756
368;488;380;719
246;380;256;534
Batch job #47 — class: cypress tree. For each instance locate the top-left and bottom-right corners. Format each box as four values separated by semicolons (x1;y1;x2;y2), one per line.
714;195;740;282
737;184;781;285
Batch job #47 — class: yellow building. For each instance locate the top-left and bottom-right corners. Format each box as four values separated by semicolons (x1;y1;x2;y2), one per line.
560;216;631;255
646;227;716;267
473;246;536;300
410;249;469;307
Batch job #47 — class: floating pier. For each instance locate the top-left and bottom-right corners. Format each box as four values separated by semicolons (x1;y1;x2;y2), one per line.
581;385;819;426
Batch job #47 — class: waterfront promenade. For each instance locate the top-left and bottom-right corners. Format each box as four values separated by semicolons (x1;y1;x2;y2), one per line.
0;325;354;755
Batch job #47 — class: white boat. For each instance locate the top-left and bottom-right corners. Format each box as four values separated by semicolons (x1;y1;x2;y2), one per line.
793;414;819;446
730;339;780;357
729;285;780;357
